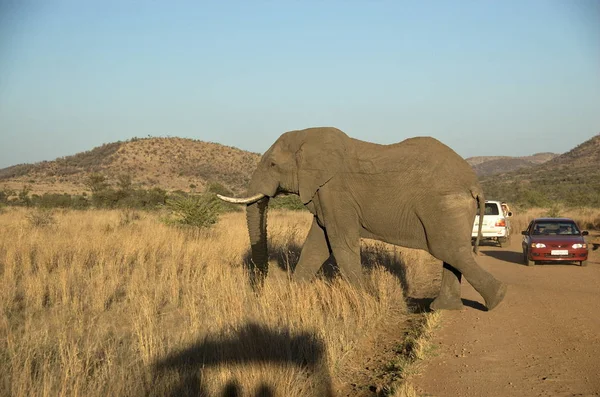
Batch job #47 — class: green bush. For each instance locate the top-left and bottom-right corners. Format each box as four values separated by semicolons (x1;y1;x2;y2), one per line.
91;188;121;208
206;182;233;196
270;195;306;211
36;193;76;208
163;194;221;228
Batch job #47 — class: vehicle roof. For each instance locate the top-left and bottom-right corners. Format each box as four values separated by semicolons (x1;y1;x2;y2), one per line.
532;217;576;222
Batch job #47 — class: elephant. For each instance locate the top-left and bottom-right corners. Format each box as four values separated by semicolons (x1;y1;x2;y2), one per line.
218;127;506;311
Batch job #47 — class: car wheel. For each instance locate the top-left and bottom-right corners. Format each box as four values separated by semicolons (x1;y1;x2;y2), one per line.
580;260;588;267
524;250;535;266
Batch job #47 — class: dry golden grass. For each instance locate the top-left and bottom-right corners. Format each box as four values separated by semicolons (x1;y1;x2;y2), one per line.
389;311;442;397
0;208;441;397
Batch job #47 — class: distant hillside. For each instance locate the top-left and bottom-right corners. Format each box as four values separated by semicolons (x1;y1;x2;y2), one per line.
466;153;558;176
480;134;600;207
0;137;261;195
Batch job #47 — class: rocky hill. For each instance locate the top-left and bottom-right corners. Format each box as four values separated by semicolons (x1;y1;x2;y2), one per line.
480;133;600;207
466;153;558;176
0;137;261;195
2;133;598;209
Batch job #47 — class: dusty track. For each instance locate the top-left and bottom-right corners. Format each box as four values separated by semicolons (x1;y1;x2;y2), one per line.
411;235;600;397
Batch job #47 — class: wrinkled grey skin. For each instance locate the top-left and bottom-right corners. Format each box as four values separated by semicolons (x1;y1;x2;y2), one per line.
227;127;506;311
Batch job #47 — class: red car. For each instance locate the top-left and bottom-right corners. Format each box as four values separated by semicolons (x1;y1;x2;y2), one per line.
521;218;589;267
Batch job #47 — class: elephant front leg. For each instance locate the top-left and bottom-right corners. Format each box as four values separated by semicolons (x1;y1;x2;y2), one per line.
294;217;332;281
315;188;363;286
430;262;464;311
322;219;363;286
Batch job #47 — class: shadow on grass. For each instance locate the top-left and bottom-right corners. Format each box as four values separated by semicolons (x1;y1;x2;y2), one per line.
152;322;333;397
242;240;412;292
242;240;491;313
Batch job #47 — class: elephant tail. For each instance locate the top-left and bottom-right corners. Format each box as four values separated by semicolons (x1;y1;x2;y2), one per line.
471;189;485;254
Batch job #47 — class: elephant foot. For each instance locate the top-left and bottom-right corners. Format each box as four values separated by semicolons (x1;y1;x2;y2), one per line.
430;296;464;311
484;282;507;311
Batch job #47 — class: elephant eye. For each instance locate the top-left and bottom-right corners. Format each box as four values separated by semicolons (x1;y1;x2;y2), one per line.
270;161;276;168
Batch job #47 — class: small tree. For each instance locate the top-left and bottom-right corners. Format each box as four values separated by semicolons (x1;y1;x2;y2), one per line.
85;173;109;193
117;174;133;192
18;184;32;206
26;209;56;227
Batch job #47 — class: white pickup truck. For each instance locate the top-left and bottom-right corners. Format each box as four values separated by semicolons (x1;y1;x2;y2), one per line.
472;200;512;247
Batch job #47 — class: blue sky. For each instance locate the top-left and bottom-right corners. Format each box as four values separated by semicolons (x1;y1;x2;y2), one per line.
0;1;598;168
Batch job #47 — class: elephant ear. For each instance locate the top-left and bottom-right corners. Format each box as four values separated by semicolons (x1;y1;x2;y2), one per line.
296;129;349;204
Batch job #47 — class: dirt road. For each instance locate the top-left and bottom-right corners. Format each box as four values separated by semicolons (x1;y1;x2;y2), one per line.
411;236;600;397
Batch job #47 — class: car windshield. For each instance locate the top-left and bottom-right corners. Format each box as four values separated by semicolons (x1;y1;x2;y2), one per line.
532;222;580;236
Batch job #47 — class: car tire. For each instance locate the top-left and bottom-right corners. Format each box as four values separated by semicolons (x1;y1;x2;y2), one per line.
580;260;588;267
524;251;535;266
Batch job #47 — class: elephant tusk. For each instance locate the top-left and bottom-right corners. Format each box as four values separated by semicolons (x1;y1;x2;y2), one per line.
217;193;266;204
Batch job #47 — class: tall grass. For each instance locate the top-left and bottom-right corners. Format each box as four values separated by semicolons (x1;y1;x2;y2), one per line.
510;207;600;234
0;208;439;396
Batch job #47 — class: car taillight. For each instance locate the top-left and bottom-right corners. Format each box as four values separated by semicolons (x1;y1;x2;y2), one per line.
495;219;506;227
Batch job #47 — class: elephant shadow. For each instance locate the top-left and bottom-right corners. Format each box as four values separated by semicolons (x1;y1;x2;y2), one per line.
243;241;488;312
242;240;411;291
151;322;333;397
242;240;340;282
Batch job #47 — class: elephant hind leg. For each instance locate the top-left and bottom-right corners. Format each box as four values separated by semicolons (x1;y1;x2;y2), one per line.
440;249;506;311
422;197;507;311
430;262;463;311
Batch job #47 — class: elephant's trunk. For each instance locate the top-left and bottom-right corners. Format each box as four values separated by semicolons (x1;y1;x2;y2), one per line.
246;197;270;282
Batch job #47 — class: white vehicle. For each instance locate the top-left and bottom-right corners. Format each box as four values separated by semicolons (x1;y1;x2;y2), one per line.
472;200;513;247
